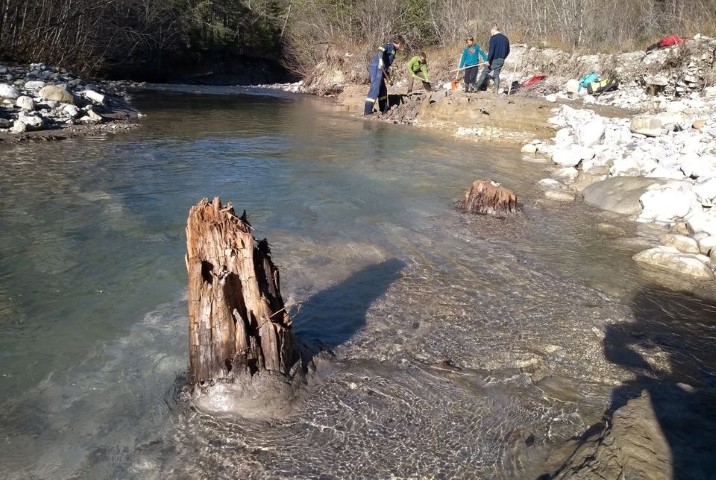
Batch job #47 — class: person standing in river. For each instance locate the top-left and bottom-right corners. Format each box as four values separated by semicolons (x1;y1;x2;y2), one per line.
457;36;487;93
364;35;404;115
474;25;510;94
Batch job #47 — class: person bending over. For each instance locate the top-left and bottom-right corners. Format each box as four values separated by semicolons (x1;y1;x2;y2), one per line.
364;35;404;115
406;52;430;94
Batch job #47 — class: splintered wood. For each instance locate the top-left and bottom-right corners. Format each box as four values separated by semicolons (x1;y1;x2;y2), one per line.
186;197;294;385
458;180;517;216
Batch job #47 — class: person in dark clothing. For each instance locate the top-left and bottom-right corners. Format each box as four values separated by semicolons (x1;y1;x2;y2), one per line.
364;35;404;115
457;36;487;93
474;25;510;94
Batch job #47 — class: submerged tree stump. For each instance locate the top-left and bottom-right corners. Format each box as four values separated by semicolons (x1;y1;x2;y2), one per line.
185;197;295;386
458;180;517;216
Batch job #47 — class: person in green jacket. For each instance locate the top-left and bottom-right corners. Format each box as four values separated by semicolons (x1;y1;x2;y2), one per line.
406;52;431;93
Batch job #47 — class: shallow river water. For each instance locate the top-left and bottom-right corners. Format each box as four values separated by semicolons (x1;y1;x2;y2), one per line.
1;86;715;479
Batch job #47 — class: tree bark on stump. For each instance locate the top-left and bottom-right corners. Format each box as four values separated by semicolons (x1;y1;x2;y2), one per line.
185;197;295;386
457;180;517;216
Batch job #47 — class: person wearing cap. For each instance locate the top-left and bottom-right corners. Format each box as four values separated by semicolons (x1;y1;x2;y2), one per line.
364;34;404;115
406;52;430;94
457;36;487;93
474;25;511;94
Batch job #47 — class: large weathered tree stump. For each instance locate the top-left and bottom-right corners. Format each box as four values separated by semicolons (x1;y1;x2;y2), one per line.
185;197;295;387
457;179;517;216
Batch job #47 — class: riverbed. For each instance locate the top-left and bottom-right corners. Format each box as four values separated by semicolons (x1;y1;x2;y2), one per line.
1;86;714;479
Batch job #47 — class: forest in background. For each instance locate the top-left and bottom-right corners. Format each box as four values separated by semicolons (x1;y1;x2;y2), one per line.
0;0;714;80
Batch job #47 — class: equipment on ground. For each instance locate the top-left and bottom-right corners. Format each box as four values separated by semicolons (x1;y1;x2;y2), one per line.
587;79;619;95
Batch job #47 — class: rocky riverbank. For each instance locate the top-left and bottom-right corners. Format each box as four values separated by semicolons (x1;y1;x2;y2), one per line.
0;63;141;143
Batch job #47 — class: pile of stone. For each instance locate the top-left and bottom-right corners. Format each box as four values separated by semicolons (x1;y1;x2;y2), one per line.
522;88;716;280
0;63;139;134
516;34;716;111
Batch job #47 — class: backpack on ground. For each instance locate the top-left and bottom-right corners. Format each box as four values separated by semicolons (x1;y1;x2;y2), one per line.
579;71;600;89
587;78;618;95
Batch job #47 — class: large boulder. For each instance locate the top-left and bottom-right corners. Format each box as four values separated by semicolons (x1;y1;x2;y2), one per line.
583;177;665;215
633;246;713;280
39;85;75;104
638;182;701;223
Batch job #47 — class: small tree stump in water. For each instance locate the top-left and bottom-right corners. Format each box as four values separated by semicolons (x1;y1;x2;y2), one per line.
185;197;296;387
458;180;517;216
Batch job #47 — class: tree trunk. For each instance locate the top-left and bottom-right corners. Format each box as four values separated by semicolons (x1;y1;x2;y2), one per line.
457;179;517;217
185;197;295;387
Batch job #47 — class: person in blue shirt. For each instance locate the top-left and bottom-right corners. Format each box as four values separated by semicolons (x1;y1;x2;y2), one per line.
474;25;511;94
457;36;487;93
364;35;404;115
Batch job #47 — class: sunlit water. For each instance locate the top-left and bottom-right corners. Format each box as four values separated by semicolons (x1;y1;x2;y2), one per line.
1;86;715;479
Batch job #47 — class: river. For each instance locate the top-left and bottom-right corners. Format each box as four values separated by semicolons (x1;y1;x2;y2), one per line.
1;86;715;479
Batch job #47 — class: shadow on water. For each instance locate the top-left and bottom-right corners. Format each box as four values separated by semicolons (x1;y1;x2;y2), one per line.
292;258;405;355
602;285;716;479
541;284;716;479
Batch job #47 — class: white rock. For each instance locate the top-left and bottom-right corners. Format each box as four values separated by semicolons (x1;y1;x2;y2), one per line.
650;165;686;179
39;85;75;104
694;177;716;205
537;143;554;155
698;236;716;255
521;144;538;154
10;120;26;133
680;153;716;179
660;233;700;253
554;127;574;145
583;177;664;215
551;145;595;167
0;83;20;99
633;246;714;280
565;79;580;94
545;190;576;201
17;112;44;130
553;167;579;184
687;210;716;236
24;80;46;90
61;104;81;118
15;95;35;111
611;156;642;176
576;118;606;147
638;182;700;224
631;113;687;137
83;89;106;105
79;108;103;123
603;125;633;145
